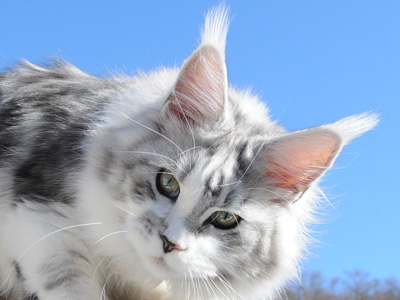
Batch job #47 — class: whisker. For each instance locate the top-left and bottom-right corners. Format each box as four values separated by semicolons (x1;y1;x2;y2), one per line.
217;180;242;187
206;253;254;271
208;275;230;300
243;187;291;202
218;272;248;299
216;273;243;300
112;150;176;165
91;255;109;287
170;92;197;166
176;146;203;157
198;273;213;299
6;222;103;285
119;112;184;154
207;276;219;300
176;273;184;300
99;249;128;300
316;186;337;211
29;246;72;296
91;231;128;246
193;139;220;168
113;203;136;218
234;142;271;188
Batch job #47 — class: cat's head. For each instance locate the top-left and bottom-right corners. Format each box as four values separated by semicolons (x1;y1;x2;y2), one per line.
84;6;378;300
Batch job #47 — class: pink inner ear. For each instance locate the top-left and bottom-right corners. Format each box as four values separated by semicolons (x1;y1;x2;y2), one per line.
168;46;226;123
265;131;341;193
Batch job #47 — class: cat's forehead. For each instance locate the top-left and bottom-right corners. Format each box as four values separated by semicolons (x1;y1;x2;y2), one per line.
170;136;240;174
170;139;249;204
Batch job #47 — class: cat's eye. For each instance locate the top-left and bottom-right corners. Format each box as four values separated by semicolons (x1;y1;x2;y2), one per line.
156;169;180;200
211;211;241;230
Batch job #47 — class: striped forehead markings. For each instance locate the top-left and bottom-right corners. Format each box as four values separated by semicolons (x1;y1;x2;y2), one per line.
203;173;225;198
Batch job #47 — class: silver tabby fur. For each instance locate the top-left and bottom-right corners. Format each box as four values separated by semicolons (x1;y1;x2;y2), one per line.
0;6;377;300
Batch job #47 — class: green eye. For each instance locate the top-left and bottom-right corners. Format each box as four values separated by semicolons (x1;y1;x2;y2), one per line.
211;211;241;230
156;169;180;200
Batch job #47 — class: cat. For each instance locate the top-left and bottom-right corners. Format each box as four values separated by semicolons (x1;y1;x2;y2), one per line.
0;6;377;300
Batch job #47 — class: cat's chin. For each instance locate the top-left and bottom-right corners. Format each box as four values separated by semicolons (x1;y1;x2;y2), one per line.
143;254;209;282
142;255;179;279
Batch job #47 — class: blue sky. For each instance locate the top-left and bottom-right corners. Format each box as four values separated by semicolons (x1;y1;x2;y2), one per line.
1;1;399;281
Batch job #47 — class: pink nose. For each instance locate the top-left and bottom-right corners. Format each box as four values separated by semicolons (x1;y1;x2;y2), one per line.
160;235;182;253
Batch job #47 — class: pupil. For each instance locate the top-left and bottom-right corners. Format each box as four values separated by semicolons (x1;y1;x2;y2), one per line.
222;212;232;222
163;176;174;191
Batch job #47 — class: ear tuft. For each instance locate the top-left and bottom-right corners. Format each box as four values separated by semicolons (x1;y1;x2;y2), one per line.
201;5;230;54
324;113;379;145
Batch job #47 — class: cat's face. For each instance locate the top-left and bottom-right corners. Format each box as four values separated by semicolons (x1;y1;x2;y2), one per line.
83;7;376;299
90;40;342;300
101;121;296;297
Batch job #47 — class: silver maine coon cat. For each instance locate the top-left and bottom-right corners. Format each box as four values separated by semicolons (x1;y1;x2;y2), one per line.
0;6;377;300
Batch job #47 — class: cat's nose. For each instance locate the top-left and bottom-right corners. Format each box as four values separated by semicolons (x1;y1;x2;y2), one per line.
160;234;182;253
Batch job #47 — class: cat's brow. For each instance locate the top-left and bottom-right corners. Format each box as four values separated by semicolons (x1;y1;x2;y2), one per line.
119;111;185;155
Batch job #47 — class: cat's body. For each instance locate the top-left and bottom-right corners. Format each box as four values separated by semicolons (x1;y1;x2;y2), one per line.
0;7;377;300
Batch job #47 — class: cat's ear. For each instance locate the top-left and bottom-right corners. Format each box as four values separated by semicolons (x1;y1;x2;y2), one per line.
264;129;341;201
262;113;378;202
163;45;227;124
